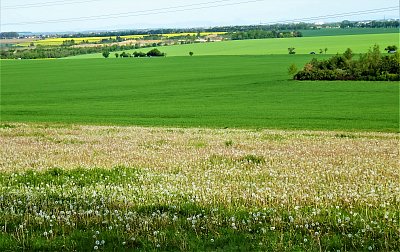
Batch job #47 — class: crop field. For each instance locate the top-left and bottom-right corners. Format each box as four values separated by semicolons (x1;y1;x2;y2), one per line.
17;32;226;47
0;123;399;251
1;55;399;132
300;27;400;37
66;33;399;58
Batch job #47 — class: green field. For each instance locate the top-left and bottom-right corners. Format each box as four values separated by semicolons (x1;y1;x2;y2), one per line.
66;33;399;59
300;27;400;37
1;55;398;131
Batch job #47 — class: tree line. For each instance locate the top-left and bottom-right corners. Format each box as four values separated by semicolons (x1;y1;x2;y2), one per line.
103;48;166;58
229;30;302;40
292;45;400;81
0;44;146;59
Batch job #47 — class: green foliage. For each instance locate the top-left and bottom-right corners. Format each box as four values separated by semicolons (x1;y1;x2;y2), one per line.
229;30;302;40
384;45;398;52
294;45;400;81
224;140;233;147
146;48;165;57
343;48;353;60
288;63;298;75
101;50;110;58
119;51;131;58
132;51;147;57
288;47;296;55
1;55;398;131
61;39;76;47
239;154;265;164
189;51;194;56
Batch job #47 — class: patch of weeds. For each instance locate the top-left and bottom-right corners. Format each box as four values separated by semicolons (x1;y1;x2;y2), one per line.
0;124;17;129
239;155;265;164
155;139;168;146
189;139;207;148
262;134;286;141
209;154;233;165
335;133;357;139
224;140;234;147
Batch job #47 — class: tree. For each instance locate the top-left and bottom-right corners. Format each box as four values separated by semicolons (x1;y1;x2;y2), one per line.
147;48;165;57
384;45;398;53
115;53;119;58
288;47;296;55
102;51;110;58
343;48;353;60
189;51;194;56
288;63;298;76
120;51;129;58
324;48;328;54
319;49;323;54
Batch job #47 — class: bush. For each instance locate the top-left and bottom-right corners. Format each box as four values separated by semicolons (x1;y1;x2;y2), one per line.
146;48;165;57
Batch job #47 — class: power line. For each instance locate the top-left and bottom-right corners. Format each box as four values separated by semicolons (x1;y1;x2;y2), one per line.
260;6;400;25
2;0;102;10
2;0;265;26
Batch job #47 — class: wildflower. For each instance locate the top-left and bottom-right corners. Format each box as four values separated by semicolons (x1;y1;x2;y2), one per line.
94;246;98;250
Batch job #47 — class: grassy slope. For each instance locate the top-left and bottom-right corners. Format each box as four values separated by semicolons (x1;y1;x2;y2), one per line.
66;33;399;59
1;55;398;131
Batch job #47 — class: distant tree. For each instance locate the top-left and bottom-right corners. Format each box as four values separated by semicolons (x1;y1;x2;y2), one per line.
133;51;147;57
385;45;398;53
147;48;165;57
102;51;110;58
120;51;129;58
343;48;353;60
30;42;35;47
324;48;328;54
0;32;19;39
115;53;119;58
189;51;194;56
288;63;298;75
288;47;296;55
319;49;323;54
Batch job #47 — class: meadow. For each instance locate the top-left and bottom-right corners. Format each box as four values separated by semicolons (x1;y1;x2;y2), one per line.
1;31;399;251
66;33;399;59
1;55;399;132
0;123;398;251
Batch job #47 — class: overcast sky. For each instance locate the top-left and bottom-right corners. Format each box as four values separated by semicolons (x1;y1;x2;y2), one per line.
1;0;399;32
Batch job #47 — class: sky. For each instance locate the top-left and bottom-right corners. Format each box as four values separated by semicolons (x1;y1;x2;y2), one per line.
1;0;399;32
